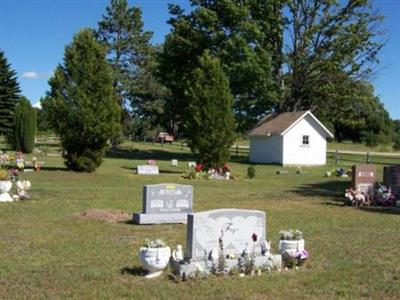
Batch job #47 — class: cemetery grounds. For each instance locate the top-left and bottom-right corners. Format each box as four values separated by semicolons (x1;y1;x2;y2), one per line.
0;141;399;299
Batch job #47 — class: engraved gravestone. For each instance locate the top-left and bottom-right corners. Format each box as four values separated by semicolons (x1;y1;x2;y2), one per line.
186;209;266;260
351;165;376;194
383;165;400;200
137;165;159;175
171;208;282;277
133;183;193;224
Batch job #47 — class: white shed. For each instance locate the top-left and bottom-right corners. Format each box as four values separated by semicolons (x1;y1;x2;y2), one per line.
248;111;334;165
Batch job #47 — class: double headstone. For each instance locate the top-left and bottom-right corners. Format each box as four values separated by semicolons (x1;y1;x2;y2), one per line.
351;165;376;194
133;183;193;224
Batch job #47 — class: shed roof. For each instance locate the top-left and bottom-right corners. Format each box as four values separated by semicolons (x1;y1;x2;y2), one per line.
249;110;334;138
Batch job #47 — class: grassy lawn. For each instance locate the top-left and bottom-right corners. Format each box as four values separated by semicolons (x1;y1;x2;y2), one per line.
1;142;399;299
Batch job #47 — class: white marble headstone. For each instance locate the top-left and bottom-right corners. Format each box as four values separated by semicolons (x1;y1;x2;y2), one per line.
137;165;159;175
186;209;266;260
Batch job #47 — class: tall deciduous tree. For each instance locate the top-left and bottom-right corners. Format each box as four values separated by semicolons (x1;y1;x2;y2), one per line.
184;51;236;168
0;50;20;137
43;29;120;172
281;0;384;112
97;0;165;134
159;0;285;132
13;96;36;153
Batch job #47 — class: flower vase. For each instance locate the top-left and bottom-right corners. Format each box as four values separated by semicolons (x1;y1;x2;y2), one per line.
279;239;305;256
139;246;171;278
0;180;13;202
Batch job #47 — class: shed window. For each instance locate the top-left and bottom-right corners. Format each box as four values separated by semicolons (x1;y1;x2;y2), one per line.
302;135;310;145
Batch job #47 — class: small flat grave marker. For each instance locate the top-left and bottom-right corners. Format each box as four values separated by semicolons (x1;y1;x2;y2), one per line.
137;165;159;175
171;159;178;167
188;161;196;168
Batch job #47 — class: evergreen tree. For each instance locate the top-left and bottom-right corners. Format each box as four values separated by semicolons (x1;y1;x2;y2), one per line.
97;0;165;132
13;96;36;153
43;29;120;172
0;50;20;137
159;0;284;132
184;51;236;168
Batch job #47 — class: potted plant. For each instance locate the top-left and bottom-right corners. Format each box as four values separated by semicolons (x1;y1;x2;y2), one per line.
278;229;305;255
0;166;13;202
139;239;171;278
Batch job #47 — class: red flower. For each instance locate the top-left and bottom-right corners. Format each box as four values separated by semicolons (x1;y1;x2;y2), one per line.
222;163;230;173
195;163;203;172
252;233;258;242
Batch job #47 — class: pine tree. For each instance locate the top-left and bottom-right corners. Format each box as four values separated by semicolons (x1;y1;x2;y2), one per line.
97;0;165;135
43;29;120;172
13;97;36;153
0;50;20;137
184;51;236;168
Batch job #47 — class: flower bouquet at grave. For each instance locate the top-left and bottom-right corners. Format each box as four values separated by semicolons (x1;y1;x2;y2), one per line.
147;159;156;166
344;188;371;207
374;183;396;206
279;229;309;268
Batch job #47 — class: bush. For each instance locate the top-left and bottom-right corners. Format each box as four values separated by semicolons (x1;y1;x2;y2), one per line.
13;96;36;153
247;166;255;179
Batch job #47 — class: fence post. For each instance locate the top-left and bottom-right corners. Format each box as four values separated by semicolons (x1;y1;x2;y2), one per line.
144;136;147;143
335;150;339;165
236;145;239;156
366;152;371;164
181;141;184;149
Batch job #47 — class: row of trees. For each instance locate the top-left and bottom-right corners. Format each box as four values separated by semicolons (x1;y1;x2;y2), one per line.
0;51;36;153
2;0;398;171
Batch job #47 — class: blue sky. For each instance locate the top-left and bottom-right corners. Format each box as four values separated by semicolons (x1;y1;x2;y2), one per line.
1;0;399;119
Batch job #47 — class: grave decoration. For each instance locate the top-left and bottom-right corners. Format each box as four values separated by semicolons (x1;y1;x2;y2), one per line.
343;165;397;207
139;239;171;278
278;229;309;269
170;208;282;278
133;183;193;224
183;163;231;180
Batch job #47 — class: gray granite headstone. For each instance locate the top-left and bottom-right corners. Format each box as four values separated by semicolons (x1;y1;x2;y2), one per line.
137;165;159;175
186;208;266;260
133;183;193;224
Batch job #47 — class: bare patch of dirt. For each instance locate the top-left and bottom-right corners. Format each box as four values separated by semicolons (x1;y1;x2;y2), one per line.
76;209;131;223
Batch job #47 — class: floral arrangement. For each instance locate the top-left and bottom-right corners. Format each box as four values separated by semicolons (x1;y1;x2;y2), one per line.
282;249;309;268
374;184;396;206
142;238;167;248
344;188;371;207
0;165;10;181
147;159;156;166
279;229;303;241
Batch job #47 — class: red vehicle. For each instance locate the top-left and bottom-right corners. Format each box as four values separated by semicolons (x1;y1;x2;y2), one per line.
155;132;174;143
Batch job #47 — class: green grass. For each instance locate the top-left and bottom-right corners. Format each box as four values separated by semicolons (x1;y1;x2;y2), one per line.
1;142;399;299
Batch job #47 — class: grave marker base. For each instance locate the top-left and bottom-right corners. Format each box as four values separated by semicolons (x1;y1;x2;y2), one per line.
132;213;188;224
171;253;282;278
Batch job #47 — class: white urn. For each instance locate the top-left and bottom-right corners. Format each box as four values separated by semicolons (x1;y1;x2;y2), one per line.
0;180;13;202
279;239;305;256
139;246;171;278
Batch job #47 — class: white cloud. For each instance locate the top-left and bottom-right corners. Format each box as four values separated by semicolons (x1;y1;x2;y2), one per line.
22;71;40;79
33;101;42;109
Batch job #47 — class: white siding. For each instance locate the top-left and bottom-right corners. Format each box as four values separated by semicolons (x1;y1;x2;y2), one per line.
282;114;327;165
249;135;283;163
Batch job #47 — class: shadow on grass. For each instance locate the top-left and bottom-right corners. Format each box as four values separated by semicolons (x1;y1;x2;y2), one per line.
359;206;400;215
106;149;194;161
40;166;69;172
291;180;350;203
120;266;146;276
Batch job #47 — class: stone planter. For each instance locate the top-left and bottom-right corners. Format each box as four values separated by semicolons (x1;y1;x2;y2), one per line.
0;180;13;202
279;239;305;256
139;246;171;278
